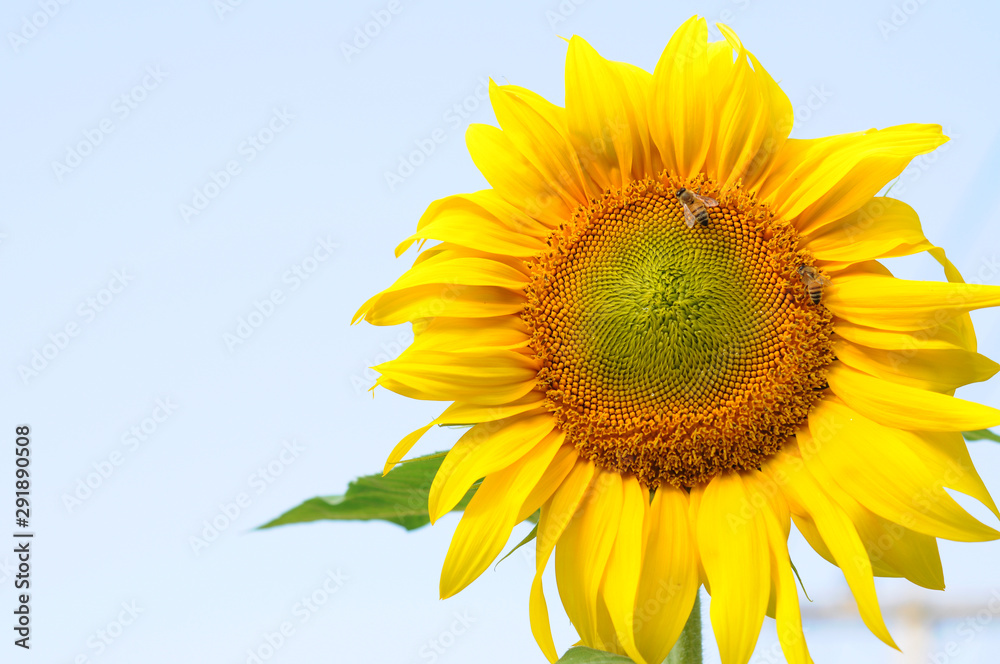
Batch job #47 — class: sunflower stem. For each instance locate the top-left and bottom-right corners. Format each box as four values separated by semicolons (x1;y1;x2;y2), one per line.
663;592;702;664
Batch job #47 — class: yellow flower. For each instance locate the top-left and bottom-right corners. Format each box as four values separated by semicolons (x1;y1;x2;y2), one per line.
355;16;1000;664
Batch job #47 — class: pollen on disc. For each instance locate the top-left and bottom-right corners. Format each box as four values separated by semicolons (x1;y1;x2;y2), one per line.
523;175;835;488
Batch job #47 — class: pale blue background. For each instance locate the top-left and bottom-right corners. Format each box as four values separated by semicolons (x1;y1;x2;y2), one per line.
2;0;1000;662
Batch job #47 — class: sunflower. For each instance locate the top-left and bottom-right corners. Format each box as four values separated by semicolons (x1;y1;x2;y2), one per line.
354;16;1000;664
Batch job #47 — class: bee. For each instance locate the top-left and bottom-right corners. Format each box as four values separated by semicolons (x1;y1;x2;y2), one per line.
676;188;718;228
797;266;831;305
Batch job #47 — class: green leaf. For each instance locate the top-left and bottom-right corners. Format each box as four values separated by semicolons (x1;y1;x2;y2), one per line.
258;451;474;531
557;647;634;663
397;450;448;464
964;429;1000;443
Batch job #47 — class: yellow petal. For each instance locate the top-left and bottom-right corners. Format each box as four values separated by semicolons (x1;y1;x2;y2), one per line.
686;487;709;590
822;248;969;321
381;393;547;475
699;37;746;181
354;283;525;326
759;124;947;233
466;123;574;227
396;190;550;257
608;61;657;179
926;246;977;351
823;259;893;278
806;197;930;262
382;423;434;475
490;81;593;205
862;519;945;589
791;446;946;590
903;430;1000;521
633;484;700;664
595;595;628;659
832;318;970;352
517;443;579;522
695;472;770;664
803;399;998;542
556;470;623;649
375;348;539;404
826;363;1000;432
565;36;634;190
834;338;999;393
711;24;794;189
410;316;531;353
439;393;546;426
440;430;564;598
390;241;525;274
600;477;647;663
824;273;1000;333
649;16;712;177
531;459;596;662
823;246;974;352
428;412;556;522
417;190;551;245
790;507;944;590
767;449;896;648
396;202;547;259
385;255;527;293
756;477;814;664
754;136;810;204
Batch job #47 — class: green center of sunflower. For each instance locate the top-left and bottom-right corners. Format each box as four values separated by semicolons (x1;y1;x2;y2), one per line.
523;175;835;488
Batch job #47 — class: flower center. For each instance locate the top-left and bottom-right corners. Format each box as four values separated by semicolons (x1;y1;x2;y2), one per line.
523;176;835;488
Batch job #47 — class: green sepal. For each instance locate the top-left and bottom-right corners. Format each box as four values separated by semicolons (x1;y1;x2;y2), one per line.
494;522;538;570
556;647;634;663
963;429;1000;443
789;557;812;602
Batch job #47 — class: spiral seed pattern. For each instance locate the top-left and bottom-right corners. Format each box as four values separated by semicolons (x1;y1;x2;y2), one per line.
523;176;835;488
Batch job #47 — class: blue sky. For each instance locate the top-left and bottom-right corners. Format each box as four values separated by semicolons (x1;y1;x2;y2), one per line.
2;0;1000;662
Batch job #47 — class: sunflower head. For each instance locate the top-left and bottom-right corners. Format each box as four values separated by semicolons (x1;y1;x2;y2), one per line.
523;173;835;488
356;16;1000;664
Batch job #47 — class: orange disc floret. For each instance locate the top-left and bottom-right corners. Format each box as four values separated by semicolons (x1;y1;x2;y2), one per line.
523;175;835;487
